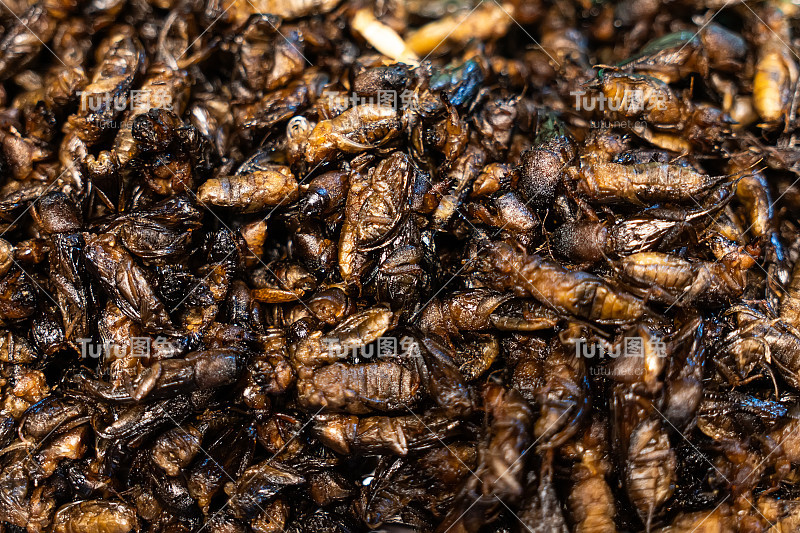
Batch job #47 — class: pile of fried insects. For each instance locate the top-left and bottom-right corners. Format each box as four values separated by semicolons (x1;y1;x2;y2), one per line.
2;0;800;531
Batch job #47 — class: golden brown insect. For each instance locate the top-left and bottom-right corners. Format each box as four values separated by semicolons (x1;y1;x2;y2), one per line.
51;500;138;533
304;286;352;325
534;333;589;448
564;421;617;533
471;241;651;324
56;25;144;199
198;166;299;213
405;2;511;56
590;71;684;123
752;7;798;124
419;289;513;338
616;251;754;307
601;324;678;530
567;161;729;205
351;8;419;65
722;303;800;390
151;426;202;477
432;144;487;231
478;383;534;499
304;104;401;165
652;505;734;533
781;260;800;330
236;15;305;93
0;330;37;363
588;71;733;149
321;306;394;355
754;41;798;124
31;424;89;481
470;163;512;197
625;417;676;529
1;0;800;530
755;496;800;532
352;151;412;250
87;63;192;185
312;411;460;455
79;349;243;402
241;329;295;408
436;382;533;533
0;123;56;181
220;0;341;25
12;22;89;144
550;185;733;264
289;307;392;372
733;168;773;241
338;159;375;285
296;361;421;413
235;73;322;141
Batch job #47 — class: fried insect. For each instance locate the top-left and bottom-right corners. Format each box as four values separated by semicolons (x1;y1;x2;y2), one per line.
312;411;460;455
551;188;732;263
587;71;733;150
752;7;798;124
357;443;477;529
585;323;678;530
79;349;244;402
534;335;589;449
565;421;617;533
64;25;144;143
471;241;651;324
405;3;511;56
198;166;299;213
303;104;401;165
51;500;138;533
567;161;729;205
226;461;305;520
296;361;421;414
517;114;576;209
619;25;746;82
84;233;173;333
615;251;754;307
0;5;58;81
221;0;341;24
437;382;533;533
